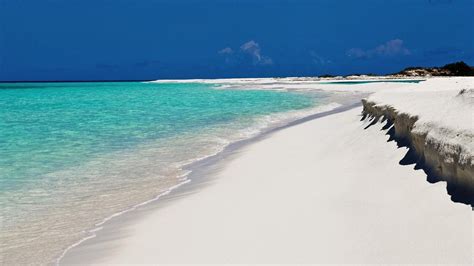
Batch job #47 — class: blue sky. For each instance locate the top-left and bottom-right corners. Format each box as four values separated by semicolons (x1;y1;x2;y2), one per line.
1;0;473;81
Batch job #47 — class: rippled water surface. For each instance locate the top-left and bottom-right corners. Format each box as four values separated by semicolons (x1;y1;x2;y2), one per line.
0;81;328;264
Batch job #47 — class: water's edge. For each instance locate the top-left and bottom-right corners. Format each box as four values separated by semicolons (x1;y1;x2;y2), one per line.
1;81;324;265
57;98;364;265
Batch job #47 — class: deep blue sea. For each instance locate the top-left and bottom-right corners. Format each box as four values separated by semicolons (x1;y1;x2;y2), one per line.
0;81;331;264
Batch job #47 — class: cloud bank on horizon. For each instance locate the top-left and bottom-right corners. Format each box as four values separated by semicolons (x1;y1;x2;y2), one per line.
1;0;473;80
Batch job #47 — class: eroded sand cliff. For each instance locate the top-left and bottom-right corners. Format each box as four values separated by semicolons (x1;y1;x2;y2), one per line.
361;79;473;205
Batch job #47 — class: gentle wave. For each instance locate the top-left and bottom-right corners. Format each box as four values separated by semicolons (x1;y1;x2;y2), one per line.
0;81;339;264
55;101;342;265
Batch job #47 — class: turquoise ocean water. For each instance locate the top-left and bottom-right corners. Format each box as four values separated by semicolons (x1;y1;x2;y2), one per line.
0;81;328;264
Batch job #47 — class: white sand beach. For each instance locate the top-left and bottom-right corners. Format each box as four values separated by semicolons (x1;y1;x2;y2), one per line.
61;78;473;265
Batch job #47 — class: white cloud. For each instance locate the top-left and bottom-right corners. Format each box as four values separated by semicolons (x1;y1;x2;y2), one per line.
347;39;411;59
218;47;233;55
218;40;273;66
374;39;411;56
346;48;367;58
240;40;273;65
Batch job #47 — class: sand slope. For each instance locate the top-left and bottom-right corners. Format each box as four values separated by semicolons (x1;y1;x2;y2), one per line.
62;107;472;265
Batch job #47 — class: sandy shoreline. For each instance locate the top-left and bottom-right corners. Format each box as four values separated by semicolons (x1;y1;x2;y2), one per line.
61;79;473;264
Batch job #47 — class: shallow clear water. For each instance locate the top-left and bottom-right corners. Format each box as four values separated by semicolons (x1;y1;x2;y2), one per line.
0;81;327;264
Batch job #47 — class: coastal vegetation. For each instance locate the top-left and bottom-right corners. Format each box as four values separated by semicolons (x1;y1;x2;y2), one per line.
395;61;474;77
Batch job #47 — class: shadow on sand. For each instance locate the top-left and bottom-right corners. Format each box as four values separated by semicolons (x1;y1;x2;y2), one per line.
364;117;474;208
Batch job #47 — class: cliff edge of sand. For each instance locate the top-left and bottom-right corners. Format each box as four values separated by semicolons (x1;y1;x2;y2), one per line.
361;78;473;205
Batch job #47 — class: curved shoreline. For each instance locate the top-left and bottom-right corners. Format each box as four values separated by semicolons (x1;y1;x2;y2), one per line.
50;77;474;264
57;98;363;265
60;92;472;264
